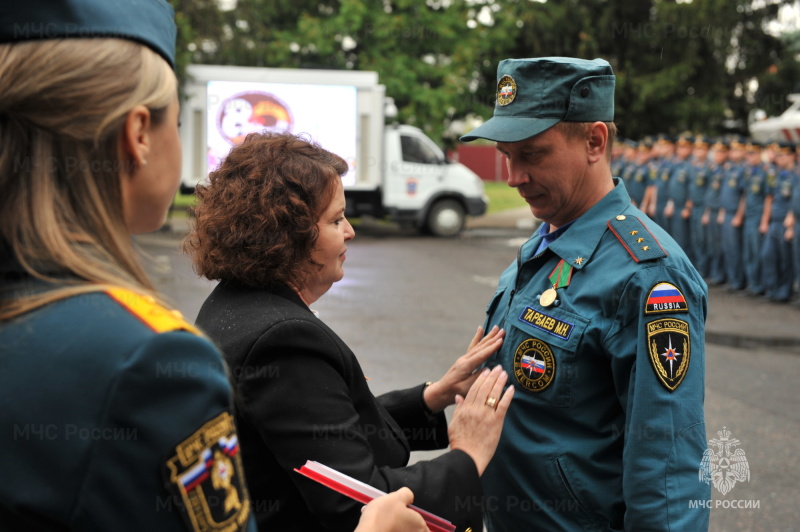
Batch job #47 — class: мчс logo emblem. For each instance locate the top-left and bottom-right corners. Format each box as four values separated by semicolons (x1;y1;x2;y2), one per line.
165;412;251;532
513;337;555;392
646;318;691;391
496;75;517;106
699;427;751;495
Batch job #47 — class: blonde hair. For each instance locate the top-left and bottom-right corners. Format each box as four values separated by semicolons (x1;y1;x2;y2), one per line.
0;38;177;320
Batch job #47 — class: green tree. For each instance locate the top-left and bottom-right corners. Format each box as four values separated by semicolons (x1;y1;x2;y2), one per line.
168;0;226;88
755;29;800;120
171;0;485;143
468;0;791;139
170;0;795;141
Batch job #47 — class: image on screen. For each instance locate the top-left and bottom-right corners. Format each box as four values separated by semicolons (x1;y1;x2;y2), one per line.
207;81;358;185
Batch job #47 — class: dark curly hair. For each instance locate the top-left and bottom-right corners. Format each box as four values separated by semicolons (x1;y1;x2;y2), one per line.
184;132;349;289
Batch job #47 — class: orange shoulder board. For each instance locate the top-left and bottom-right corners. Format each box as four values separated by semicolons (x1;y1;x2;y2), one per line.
105;287;201;336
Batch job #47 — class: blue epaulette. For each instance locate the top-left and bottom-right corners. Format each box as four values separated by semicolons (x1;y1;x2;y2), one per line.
606;215;668;263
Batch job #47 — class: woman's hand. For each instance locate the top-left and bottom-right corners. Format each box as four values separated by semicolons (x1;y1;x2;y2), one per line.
423;325;505;413
448;365;514;476
354;487;427;532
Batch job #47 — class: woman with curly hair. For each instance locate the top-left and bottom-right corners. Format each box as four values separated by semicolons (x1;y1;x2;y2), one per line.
185;131;514;532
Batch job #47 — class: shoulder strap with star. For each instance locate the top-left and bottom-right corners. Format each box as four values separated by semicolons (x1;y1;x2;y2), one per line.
607;215;667;263
105;287;201;335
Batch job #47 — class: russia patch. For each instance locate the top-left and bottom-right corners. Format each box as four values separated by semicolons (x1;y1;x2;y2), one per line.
645;282;688;314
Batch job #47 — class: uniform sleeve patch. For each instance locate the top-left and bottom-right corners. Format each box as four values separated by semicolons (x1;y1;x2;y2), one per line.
645;282;689;314
164;412;252;532
646;318;691;392
607;215;668;263
513;338;556;392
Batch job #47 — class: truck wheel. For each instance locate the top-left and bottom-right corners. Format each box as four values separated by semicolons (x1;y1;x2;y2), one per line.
424;199;465;237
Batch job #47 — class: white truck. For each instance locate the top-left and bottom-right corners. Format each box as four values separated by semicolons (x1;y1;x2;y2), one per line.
179;65;487;236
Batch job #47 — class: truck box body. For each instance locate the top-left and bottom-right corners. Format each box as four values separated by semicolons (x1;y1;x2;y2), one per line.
180;65;487;236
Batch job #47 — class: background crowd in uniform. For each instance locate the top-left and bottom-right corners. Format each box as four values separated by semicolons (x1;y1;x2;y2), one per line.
612;134;800;305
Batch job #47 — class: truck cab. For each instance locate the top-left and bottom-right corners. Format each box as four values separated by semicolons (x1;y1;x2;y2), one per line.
380;124;486;236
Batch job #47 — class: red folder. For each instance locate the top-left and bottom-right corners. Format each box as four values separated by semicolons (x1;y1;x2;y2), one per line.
294;460;456;532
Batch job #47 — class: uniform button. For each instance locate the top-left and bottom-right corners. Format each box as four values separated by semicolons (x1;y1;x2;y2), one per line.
616;215;626;220
581;86;590;97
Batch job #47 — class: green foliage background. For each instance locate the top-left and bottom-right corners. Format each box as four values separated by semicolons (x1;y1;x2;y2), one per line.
169;0;800;144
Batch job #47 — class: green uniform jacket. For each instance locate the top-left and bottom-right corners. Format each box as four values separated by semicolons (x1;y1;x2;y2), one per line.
0;286;257;532
482;180;710;531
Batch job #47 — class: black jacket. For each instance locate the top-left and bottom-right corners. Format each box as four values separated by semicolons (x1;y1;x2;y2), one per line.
196;281;482;532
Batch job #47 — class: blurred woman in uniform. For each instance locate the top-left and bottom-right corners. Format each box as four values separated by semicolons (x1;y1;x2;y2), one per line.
0;1;257;529
185;131;514;532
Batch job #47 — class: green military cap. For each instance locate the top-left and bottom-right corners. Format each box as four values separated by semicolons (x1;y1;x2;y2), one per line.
461;57;616;143
0;0;176;69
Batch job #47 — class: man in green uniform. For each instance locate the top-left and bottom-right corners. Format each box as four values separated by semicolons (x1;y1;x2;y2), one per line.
461;57;710;531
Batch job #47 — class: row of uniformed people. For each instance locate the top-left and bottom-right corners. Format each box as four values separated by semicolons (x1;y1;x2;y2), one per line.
612;135;800;304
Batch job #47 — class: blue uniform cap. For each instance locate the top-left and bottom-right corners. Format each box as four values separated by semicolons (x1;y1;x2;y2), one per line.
461;57;616;143
0;0;176;69
711;138;729;151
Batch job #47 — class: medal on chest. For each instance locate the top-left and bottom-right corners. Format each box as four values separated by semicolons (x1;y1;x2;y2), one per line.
538;258;577;308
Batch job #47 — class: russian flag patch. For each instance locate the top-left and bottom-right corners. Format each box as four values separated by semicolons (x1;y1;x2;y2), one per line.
645;282;688;314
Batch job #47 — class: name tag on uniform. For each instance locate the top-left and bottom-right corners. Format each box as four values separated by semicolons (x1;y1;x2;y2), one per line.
518;307;575;340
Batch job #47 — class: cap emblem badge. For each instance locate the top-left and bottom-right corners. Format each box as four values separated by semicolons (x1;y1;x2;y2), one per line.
497;75;517;106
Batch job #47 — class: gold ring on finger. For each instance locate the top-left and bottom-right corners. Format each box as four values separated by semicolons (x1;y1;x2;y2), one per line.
485;396;497;409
